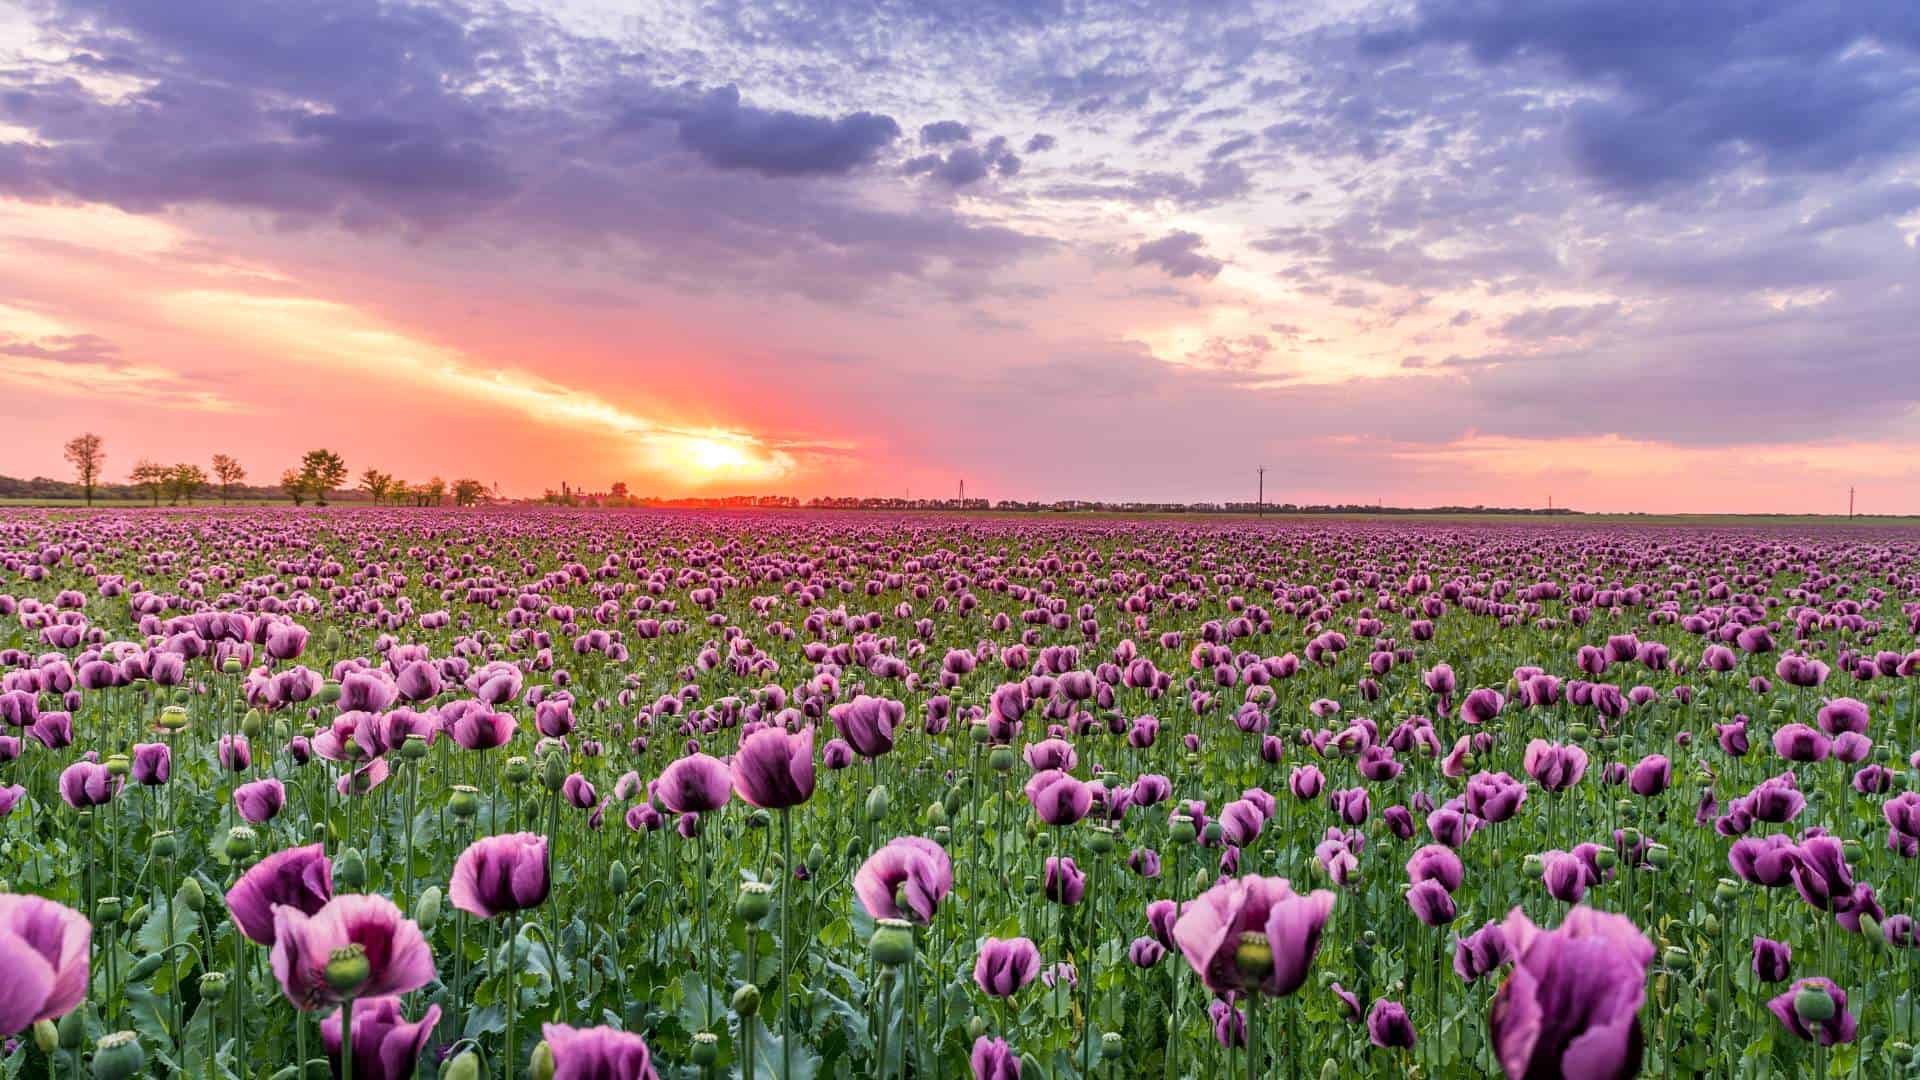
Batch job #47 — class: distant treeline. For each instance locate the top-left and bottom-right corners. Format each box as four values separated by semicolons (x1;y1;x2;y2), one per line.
0;475;304;502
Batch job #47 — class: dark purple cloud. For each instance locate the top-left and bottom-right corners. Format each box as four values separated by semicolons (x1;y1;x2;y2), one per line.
1133;231;1224;280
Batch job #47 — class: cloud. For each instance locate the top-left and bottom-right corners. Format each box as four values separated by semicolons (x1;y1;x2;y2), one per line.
0;332;120;365
1498;303;1620;340
1365;0;1920;196
667;87;902;177
1132;230;1224;279
920;120;972;145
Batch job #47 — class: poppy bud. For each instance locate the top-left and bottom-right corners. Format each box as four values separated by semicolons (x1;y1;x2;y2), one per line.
91;1032;144;1080
179;877;206;913
242;710;265;738
866;785;890;822
927;802;949;828
413;886;442;931
128;953;167;982
58;1005;90;1049
609;861;628;893
540;753;568;792
967;1016;987;1040
336;848;367;889
530;1039;557;1080
942;787;965;816
33;1020;57;1054
732;983;761;1017
443;1051;481;1080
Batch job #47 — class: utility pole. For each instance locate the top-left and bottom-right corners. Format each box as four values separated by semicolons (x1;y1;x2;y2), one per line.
1257;467;1265;517
1849;486;1855;519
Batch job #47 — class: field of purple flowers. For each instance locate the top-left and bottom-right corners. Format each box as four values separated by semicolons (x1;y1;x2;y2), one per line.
1;508;1917;1079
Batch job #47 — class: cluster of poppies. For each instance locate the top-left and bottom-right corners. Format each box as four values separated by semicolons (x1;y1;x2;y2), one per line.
0;508;1917;1077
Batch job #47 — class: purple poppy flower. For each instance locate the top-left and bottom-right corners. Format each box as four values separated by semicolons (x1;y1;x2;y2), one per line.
1171;874;1335;997
320;997;439;1080
226;843;334;945
450;832;551;918
0;893;90;1036
854;836;952;924
1489;906;1654;1080
543;1023;661;1080
656;753;731;814
1767;978;1856;1046
269;894;435;1010
973;937;1040;996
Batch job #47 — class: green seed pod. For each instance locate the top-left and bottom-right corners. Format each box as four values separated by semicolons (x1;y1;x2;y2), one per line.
324;944;372;992
932;825;952;846
1234;931;1275;982
732;983;762;1017
225;827;257;861
104;753;130;778
336;848;368;890
871;919;916;966
400;733;429;760
1715;878;1738;904
1101;1032;1123;1061
1794;985;1836;1023
449;785;481;820
504;756;531;784
221;657;244;676
988;746;1015;772
529;1039;557;1080
1841;839;1864;863
1170;814;1197;844
969;721;991;744
942;786;965;817
735;881;773;925
157;705;190;732
1521;853;1544;878
1088;827;1116;855
199;972;228;1002
90;1031;145;1080
94;896;123;924
413;886;442;932
1645;844;1670;870
1662;947;1690;974
318;680;342;704
866;785;891;822
690;1033;719;1067
1592;847;1617;871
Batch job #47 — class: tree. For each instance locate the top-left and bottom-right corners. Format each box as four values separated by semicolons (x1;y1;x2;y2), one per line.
387;479;411;505
167;463;207;504
63;433;104;506
452;478;487;507
610;480;629;502
299;449;348;505
211;454;246;503
129;460;169;506
358;468;393;504
280;468;310;506
422;477;447;507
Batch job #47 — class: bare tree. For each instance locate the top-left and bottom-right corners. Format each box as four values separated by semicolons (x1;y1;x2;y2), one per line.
63;433;104;506
212;454;246;503
129;460;169;506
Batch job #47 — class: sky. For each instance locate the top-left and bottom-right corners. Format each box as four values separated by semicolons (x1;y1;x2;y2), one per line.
1;0;1918;513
